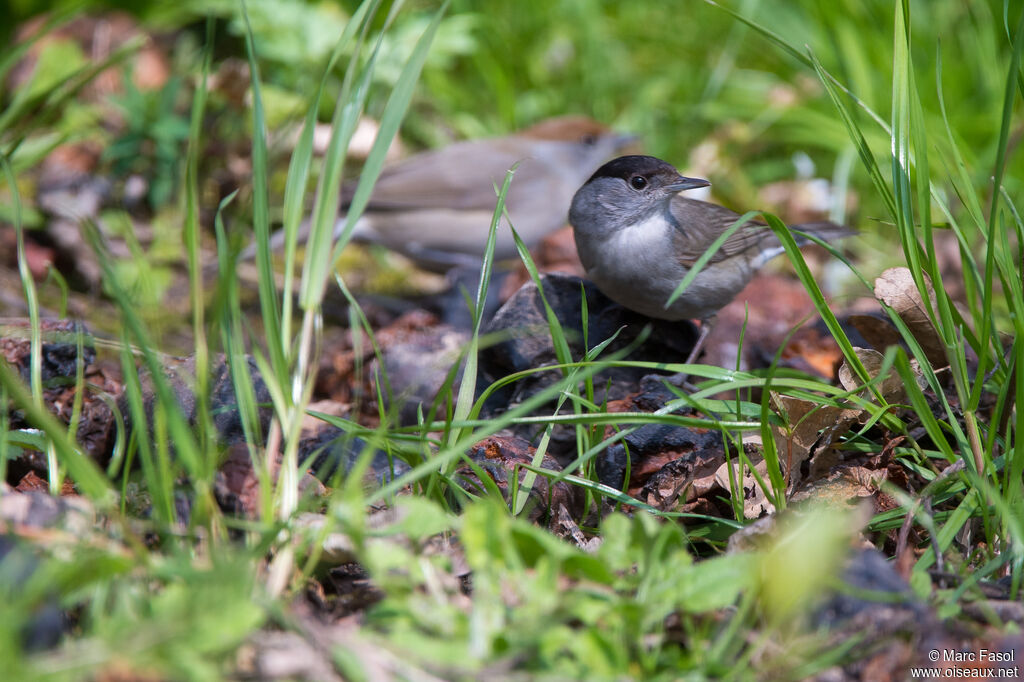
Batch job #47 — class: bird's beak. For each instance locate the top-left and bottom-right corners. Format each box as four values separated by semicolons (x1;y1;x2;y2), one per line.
665;175;711;193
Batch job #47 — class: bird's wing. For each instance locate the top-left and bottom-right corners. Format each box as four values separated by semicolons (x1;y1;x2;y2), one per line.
668;197;776;266
341;137;544;211
668;197;850;266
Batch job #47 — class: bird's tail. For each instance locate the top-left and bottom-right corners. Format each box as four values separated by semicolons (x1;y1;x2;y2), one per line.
749;220;853;270
790;220;856;245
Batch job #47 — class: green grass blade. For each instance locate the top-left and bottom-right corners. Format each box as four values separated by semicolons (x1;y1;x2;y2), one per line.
0;359;113;502
667;210;759;308
184;18;216;467
329;0;451;267
448;167;512;453
279;0;375;342
239;0;285;379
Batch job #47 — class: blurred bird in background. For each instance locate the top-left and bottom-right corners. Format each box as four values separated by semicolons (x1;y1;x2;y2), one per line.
261;116;637;272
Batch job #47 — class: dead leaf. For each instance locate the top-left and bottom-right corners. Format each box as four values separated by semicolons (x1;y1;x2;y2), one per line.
873;268;948;368
715;445;774;519
839;348;900;402
791;466;888;508
769;393;860;491
781;325;845;378
638;448;727;512
838;347;924;404
15;471;50;493
554;504;601;552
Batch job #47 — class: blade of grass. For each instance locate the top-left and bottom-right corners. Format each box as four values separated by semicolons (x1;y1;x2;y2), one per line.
279;0;375;343
82;222;211;507
239;0;284;381
0;359;112;502
448;166;514;454
329;0;452;267
184;17;216;476
667;211;760;308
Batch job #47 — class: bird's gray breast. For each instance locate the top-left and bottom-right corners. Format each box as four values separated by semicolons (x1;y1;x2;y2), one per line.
579;213;757;321
578;214;692;320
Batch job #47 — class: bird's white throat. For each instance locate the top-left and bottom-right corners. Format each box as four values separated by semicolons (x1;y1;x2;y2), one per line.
620;212;674;248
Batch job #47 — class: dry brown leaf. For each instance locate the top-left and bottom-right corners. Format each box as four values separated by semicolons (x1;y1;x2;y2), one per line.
715;446;774;519
807;445;844;482
790;467;889;514
839;348;901;402
838;347;924;405
873;267;948;368
769;393;860;491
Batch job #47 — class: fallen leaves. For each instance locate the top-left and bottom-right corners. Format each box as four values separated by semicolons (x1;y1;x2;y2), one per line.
718;265;960;519
872;267;948;368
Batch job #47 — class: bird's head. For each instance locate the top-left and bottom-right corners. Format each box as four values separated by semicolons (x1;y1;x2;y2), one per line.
569;155;710;235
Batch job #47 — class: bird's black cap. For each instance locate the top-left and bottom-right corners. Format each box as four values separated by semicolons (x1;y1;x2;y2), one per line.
585;155;710;193
585;155;681;183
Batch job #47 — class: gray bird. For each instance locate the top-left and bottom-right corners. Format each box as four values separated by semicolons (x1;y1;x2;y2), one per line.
569;155;851;368
264;116;636;272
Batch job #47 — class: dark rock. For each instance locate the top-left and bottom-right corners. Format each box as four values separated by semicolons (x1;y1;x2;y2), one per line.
207;355;274;444
813;547;928;628
39;340;95;382
0;488;92;651
0;319;95;383
636;446;729;513
633;374;685;411
213;443;262;518
369;310;469;426
2;319;119;481
0;535;66;652
454;435;578;522
121;353;273;451
598;421;723;489
477;273;699;459
480;274;698;401
418;266;509;330
805;547;950;680
303;427;409;486
214;443;328;519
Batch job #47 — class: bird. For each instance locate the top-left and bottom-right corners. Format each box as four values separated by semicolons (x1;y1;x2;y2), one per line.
568;154;851;372
261;116;637;272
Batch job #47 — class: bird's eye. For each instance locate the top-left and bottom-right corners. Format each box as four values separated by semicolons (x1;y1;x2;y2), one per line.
629;175;648;190
580;133;598;146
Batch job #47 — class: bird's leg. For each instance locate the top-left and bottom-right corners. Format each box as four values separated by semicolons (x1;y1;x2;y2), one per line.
668;315;717;389
686;315;716;366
